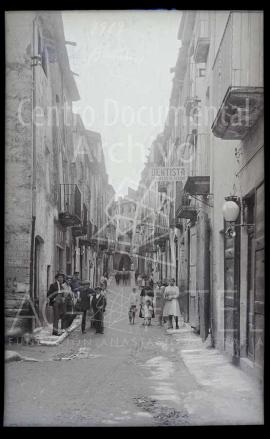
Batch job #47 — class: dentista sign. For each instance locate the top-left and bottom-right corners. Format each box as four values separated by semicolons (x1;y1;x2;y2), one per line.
151;167;186;181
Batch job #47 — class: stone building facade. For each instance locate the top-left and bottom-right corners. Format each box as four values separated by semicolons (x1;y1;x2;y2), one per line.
5;11;115;333
136;11;264;379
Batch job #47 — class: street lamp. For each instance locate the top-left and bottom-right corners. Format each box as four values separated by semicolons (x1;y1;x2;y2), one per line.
222;196;254;238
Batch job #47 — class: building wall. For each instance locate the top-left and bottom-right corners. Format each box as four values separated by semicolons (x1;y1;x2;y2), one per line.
5;11;115;333
5;12;34;292
5;12;37;331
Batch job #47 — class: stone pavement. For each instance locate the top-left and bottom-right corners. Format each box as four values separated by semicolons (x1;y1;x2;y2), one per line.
4;285;264;426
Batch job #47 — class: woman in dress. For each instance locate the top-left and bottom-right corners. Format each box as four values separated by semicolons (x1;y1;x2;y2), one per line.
162;278;181;329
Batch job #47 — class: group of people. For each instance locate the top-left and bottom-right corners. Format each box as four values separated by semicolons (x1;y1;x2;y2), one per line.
47;271;107;336
115;269;130;286
128;278;181;329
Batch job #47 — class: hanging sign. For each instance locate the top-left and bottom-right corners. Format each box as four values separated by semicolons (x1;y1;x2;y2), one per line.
151;167;186;181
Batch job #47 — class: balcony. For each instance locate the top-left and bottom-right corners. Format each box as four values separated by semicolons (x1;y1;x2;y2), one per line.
72;204;88;237
177;205;197;222
184;176;210;195
194;15;210;63
154;224;169;239
184;97;201;116
59;184;81;227
157;181;167;193
78;221;93;246
212;12;263;139
98;236;108;251
176;193;197;222
106;240;116;254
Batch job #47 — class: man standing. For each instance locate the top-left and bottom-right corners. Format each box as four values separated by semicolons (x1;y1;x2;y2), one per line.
70;271;80;297
163;278;181;330
47;272;66;336
77;280;95;334
61;275;76;329
91;286;106;334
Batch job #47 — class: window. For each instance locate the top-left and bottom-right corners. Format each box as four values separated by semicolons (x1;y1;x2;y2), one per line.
199;67;206;77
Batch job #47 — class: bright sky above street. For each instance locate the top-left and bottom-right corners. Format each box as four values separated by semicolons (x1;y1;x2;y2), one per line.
63;10;182;196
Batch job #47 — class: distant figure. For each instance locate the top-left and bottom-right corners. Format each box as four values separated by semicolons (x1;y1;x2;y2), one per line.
129;287;138;324
115;271;120;286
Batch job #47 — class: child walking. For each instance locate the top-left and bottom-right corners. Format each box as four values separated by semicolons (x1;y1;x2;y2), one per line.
143;299;153;326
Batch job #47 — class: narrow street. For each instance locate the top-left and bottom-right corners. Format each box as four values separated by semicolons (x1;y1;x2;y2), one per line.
5;285;263;427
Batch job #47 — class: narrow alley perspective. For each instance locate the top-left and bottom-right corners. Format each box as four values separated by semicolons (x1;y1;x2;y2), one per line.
5;282;263;426
4;9;264;427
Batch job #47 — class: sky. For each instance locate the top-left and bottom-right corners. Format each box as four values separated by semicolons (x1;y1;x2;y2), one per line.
62;10;182;197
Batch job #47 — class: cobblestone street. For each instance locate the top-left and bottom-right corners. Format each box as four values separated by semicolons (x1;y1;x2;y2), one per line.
4;286;263;427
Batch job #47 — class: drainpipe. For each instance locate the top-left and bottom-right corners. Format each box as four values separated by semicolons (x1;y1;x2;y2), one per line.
29;16;38;331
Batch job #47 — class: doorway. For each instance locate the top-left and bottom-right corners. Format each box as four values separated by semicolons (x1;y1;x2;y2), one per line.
34;236;44;318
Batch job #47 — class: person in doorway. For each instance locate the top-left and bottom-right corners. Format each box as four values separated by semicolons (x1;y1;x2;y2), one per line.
47;272;66;336
78;280;95;334
91;286;107;334
163;278;181;329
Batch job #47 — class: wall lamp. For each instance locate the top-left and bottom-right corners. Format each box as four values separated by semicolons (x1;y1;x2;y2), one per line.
222;196;255;238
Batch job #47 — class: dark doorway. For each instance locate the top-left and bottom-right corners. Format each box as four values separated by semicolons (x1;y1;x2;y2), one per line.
34;236;44;318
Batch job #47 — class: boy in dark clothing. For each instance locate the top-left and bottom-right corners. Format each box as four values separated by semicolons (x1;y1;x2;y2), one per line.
47;272;66;336
77;280;95;334
91;286;107;334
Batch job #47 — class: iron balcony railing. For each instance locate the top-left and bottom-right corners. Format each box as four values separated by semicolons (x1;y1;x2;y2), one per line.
59;184;81;226
212;12;263;121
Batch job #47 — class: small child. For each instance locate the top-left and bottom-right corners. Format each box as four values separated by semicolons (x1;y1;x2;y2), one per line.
143;300;153;326
129;288;138;324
